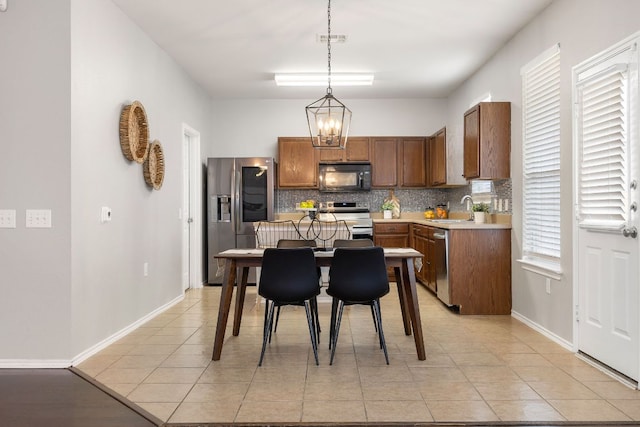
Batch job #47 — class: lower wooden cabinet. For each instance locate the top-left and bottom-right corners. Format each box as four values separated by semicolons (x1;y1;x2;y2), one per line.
374;222;410;279
448;229;511;315
411;224;436;293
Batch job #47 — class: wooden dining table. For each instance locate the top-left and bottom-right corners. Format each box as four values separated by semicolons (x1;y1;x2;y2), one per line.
211;247;425;361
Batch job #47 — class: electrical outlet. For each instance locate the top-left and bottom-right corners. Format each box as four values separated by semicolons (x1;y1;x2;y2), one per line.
25;209;52;228
144;262;149;277
0;210;16;228
545;278;551;294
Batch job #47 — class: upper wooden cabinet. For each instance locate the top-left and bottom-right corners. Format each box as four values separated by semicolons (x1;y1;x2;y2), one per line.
463;102;511;180
428;127;447;186
370;138;398;187
317;137;370;162
277;137;318;188
370;137;427;188
397;137;427;187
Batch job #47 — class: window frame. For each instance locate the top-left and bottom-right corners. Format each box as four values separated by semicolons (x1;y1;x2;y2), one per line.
518;44;563;278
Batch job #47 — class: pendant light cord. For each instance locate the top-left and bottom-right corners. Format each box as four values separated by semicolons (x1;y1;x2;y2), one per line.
327;0;332;95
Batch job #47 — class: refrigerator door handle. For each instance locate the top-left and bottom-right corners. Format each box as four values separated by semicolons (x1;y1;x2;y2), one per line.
234;165;242;234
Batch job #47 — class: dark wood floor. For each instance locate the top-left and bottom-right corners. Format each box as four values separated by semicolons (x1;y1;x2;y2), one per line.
0;369;160;427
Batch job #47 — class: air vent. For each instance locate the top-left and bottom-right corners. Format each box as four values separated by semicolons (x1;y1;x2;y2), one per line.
317;34;347;43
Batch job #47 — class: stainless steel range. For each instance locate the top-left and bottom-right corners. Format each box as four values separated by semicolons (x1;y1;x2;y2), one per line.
317;201;373;240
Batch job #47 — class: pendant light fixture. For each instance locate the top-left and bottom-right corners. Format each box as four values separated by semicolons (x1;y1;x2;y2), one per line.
306;0;351;149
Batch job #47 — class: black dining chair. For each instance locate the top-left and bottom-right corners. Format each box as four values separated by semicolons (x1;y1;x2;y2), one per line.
331;239;378;338
327;246;390;365
258;247;321;366
271;239;320;338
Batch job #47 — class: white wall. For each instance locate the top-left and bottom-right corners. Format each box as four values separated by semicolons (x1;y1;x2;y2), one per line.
208;98;447;158
445;0;640;342
0;0;211;364
0;0;73;362
69;0;211;358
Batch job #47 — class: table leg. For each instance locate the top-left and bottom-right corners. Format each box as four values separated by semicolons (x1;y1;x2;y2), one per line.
394;266;411;335
212;259;237;361
233;267;250;336
401;258;426;360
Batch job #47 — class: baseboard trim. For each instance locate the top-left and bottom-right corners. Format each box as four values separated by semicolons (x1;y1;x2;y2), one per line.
0;293;185;369
511;309;573;351
71;293;185;366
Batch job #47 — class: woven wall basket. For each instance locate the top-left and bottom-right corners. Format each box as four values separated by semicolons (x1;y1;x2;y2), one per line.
119;101;149;163
143;140;165;190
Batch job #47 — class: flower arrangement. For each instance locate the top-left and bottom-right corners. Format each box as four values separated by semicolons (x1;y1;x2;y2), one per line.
472;202;490;213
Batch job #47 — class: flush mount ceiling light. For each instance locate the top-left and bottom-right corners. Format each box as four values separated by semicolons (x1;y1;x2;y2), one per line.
275;73;374;87
305;0;352;150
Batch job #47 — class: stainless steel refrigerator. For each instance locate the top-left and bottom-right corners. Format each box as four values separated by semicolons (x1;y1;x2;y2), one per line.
207;157;276;284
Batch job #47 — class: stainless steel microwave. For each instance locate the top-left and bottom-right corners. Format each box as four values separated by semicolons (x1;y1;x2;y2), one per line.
318;162;371;192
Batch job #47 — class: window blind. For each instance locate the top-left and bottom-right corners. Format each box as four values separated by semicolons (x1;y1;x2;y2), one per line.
522;45;561;259
576;65;629;230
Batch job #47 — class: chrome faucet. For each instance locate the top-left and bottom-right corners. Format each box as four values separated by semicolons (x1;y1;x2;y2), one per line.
460;195;474;220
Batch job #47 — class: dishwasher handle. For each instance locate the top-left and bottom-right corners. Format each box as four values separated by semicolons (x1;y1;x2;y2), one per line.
433;232;446;239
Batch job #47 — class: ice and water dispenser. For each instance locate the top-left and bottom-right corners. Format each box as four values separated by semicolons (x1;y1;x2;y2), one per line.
212;195;231;222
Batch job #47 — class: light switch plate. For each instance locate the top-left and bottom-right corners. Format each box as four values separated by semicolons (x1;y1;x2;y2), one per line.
26;209;52;228
0;209;16;228
101;207;112;223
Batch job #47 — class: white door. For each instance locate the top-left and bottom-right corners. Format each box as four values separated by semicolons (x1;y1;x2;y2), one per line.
182;125;202;290
574;34;640;382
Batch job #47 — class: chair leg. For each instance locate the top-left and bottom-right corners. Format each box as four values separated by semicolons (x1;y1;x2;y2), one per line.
330;301;345;365
372;299;389;365
370;304;378;333
259;300;275;366
311;297;321;345
273;306;281;335
304;301;319;365
329;298;338;349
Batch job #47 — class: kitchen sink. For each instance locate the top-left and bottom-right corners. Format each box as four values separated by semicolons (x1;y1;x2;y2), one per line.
429;219;470;223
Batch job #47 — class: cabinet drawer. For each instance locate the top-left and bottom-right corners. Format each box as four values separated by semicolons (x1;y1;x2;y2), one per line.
374;222;410;234
413;224;431;238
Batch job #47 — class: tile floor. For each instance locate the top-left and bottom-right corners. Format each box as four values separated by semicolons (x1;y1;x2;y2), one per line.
76;285;640;424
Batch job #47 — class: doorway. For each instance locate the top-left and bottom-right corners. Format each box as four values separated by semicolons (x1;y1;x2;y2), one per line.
573;33;639;383
182;124;202;290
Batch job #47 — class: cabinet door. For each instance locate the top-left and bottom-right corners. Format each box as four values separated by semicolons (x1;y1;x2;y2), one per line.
398;137;427;187
345;137;370;161
370;138;398;187
318;146;344;162
430;128;447;186
463;102;511;180
463;106;480;179
375;234;409;248
318;137;370;162
277;137;318;188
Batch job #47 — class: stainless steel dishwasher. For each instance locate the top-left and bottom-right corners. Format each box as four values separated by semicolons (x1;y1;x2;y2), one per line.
433;229;451;305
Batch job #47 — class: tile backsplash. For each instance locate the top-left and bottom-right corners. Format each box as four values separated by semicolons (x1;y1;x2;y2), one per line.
277;179;512;215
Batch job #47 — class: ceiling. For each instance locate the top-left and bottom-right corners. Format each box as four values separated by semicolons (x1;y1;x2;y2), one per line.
111;0;553;100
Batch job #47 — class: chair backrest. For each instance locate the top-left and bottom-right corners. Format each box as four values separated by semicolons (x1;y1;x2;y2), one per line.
333;238;374;248
328;247;390;302
277;239;317;248
298;219;351;249
259;248;320;302
255;220;302;248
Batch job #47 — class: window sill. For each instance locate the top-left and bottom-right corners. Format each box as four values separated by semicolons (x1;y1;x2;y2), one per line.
517;257;563;280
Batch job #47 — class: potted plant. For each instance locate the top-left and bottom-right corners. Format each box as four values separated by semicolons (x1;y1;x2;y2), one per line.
381;200;395;219
471;202;490;224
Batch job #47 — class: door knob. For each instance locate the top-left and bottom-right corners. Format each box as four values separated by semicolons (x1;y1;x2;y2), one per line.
622;226;637;238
